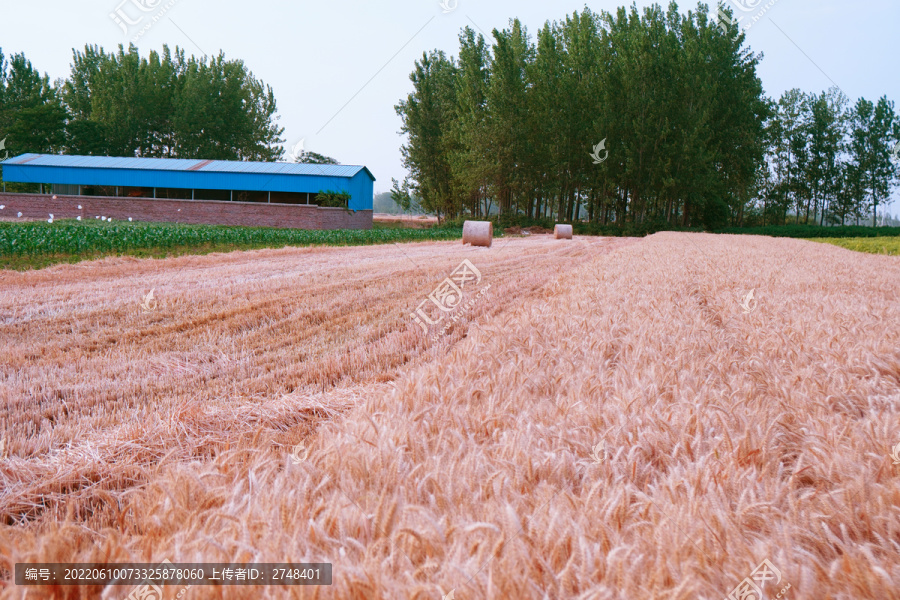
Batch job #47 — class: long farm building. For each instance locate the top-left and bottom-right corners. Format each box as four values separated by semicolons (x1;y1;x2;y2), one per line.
0;154;375;229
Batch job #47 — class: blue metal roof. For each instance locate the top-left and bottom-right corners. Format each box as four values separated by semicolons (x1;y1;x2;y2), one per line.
1;154;376;211
1;154;374;181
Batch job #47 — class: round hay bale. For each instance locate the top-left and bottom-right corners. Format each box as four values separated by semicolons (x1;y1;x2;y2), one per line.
462;220;493;247
554;224;573;239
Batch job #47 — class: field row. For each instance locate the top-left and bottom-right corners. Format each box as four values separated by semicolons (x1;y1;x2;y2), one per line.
813;236;900;255
0;235;630;531
0;219;464;270
3;233;897;598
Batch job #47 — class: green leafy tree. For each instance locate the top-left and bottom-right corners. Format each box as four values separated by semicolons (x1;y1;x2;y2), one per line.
395;50;459;220
528;21;565;220
558;9;603;222
390;177;423;214
847;97;898;226
769;89;810;223
830;161;864;225
804;88;847;225
486;19;533;216
390;3;891;229
375;190;419;214
63;44;283;161
172;50;283;160
295;151;339;164
0;50;66;157
450;27;492;217
315;190;350;208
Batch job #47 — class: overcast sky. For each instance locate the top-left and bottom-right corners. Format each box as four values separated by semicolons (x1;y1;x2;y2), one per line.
2;0;898;208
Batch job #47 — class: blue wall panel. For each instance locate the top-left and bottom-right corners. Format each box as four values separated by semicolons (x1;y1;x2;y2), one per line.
1;155;376;210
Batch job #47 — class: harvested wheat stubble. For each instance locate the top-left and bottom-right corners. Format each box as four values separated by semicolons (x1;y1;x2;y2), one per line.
2;233;899;599
0;236;633;595
462;220;493;247
554;224;573;239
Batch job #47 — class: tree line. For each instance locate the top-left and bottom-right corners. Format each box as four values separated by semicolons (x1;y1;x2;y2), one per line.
393;3;899;228
0;44;285;165
764;88;897;226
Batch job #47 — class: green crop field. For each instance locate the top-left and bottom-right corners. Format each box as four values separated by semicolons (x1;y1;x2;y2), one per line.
0;219;463;270
809;237;900;256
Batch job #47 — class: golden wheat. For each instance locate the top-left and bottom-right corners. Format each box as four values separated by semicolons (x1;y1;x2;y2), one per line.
1;233;898;599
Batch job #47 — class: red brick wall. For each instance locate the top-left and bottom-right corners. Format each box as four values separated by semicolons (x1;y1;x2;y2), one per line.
0;193;373;230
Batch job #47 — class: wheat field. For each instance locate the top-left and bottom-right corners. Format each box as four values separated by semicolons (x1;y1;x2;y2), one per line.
1;233;899;599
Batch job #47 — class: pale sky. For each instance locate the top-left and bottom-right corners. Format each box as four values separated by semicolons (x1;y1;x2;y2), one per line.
2;0;897;209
